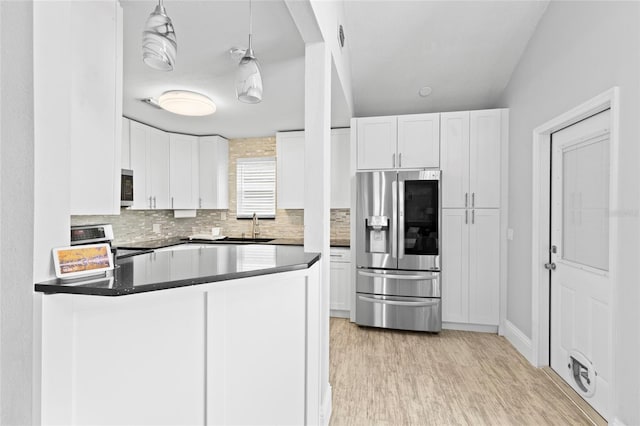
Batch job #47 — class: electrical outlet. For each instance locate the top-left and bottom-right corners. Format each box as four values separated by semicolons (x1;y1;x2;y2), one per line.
507;228;514;241
221;211;227;220
153;224;161;234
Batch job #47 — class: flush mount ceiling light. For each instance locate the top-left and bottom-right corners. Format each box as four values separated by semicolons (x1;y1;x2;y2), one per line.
142;0;177;71
235;0;263;104
157;90;216;116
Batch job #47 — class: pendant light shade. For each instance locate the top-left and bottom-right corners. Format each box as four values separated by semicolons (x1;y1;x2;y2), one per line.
142;0;177;71
236;1;263;103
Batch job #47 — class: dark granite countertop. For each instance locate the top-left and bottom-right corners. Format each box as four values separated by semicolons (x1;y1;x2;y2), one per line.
35;245;321;296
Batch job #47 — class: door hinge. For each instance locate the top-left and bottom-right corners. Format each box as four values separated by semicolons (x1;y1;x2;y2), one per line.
550;245;557;254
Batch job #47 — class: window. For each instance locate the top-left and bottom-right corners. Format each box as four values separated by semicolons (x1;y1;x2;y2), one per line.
236;157;276;219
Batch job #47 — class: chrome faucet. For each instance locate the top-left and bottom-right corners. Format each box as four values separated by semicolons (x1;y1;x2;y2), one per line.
251;212;260;239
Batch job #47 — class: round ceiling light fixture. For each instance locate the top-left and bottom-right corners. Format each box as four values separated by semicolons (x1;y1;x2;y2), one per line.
157;90;216;116
418;86;433;97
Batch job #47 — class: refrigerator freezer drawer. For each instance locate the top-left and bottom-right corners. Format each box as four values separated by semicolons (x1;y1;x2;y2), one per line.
356;268;441;298
356;293;442;332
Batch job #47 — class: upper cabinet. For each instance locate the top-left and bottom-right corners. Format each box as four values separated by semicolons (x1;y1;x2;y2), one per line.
330;129;351;209
276;131;306;209
129;121;170;210
356;117;397;169
126;120;229;211
69;1;123;215
276;129;352;209
397;114;440;169
441;109;504;209
169;134;199;210
121;117;131;170
199;136;229;210
356;113;440;170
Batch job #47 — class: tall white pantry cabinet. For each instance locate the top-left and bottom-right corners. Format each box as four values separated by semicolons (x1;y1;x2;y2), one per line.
352;109;508;332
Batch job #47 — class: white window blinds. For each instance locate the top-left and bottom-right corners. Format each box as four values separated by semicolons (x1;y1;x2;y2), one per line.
236;157;276;219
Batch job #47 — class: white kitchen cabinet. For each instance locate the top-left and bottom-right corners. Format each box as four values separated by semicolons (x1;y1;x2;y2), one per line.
469;110;502;208
331;129;351;208
397;113;440;168
356;114;440;170
68;1;123;215
330;247;351;317
122;117;131;169
198;136;229;209
440;112;470;209
276;129;351;209
356;116;397;169
441;208;500;326
276;131;306;209
129;121;170;210
169;133;199;210
441;109;502;209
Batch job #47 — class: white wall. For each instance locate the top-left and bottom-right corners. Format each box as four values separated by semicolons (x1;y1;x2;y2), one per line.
310;0;354;117
499;2;640;424
0;1;35;424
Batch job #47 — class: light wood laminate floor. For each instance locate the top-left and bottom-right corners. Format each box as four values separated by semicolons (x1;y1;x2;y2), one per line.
329;318;597;425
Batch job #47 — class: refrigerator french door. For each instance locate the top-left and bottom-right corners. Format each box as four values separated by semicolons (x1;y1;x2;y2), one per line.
355;170;441;332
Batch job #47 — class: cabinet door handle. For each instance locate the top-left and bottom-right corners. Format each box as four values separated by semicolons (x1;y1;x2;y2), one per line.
472;192;475;208
465;193;468;208
199;198;202;209
399;152;402;168
153;196;157;209
392;153;396;168
465;210;468;224
472;209;475;224
171;197;174;209
148;196;152;209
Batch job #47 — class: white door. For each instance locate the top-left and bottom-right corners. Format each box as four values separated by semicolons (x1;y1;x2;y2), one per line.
550;109;611;420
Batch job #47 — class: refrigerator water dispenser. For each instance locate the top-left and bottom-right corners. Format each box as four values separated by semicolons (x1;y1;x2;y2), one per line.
365;216;389;253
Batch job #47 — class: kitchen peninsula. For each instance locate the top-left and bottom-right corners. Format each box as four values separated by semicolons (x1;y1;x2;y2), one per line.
35;244;322;425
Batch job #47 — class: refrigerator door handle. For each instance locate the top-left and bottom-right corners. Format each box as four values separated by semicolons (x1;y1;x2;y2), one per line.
398;180;405;259
358;270;438;281
358;295;439;307
391;180;398;259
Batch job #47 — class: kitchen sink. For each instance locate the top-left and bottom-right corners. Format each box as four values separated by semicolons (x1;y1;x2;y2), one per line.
221;237;274;243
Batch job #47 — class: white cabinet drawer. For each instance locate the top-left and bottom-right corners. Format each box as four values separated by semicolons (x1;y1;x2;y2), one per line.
329;248;351;262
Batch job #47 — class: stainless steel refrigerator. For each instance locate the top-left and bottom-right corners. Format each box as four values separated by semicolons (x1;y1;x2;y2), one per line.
355;170;441;332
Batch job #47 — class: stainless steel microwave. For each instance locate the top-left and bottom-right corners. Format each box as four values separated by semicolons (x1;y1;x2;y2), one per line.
121;169;133;207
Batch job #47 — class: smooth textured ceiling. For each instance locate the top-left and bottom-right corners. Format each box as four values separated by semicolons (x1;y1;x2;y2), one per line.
122;0;307;138
123;1;548;138
344;1;549;117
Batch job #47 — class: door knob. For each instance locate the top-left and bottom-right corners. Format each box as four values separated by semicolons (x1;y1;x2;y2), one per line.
544;262;557;271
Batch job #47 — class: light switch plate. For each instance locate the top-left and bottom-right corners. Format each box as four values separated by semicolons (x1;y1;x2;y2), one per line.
153;224;161;234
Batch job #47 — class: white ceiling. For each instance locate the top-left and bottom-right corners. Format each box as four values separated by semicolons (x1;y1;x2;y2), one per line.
344;1;549;117
122;1;548;138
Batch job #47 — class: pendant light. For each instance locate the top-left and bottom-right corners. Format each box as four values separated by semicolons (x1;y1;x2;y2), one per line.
142;0;177;71
236;0;263;104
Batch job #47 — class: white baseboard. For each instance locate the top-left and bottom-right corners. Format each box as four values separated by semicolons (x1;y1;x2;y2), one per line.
330;310;350;319
443;322;498;333
320;384;332;426
610;417;627;426
503;320;535;365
